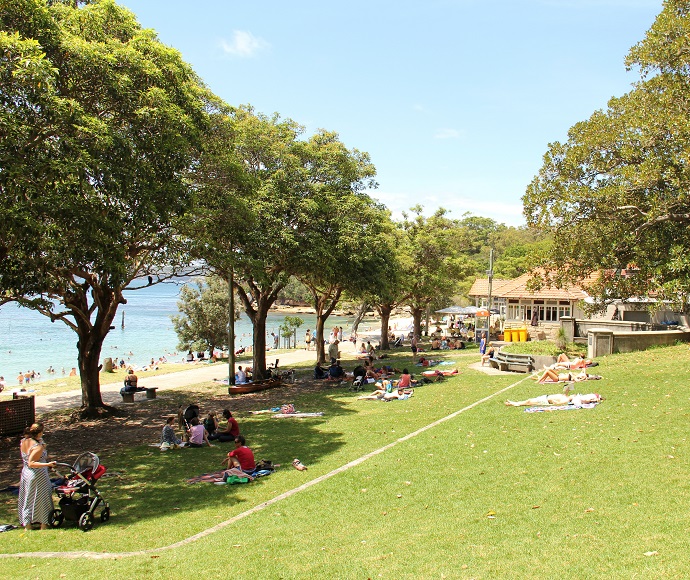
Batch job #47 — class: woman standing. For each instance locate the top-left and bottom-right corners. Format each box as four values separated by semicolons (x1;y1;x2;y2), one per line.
18;423;56;530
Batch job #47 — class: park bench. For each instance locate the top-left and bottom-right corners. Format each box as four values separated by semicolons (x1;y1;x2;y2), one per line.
488;351;534;373
121;387;158;403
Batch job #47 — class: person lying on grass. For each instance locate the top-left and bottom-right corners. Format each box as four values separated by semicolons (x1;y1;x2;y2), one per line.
505;390;602;407
358;381;414;401
222;435;256;475
551;353;594;370
533;368;603;384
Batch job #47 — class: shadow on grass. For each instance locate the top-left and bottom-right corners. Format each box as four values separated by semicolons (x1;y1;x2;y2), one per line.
90;383;359;526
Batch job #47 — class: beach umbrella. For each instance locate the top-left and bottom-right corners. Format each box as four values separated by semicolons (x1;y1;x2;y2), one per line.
434;306;466;314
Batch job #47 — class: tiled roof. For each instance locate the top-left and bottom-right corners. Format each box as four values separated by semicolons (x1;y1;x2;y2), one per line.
470;272;590;301
468;278;511;297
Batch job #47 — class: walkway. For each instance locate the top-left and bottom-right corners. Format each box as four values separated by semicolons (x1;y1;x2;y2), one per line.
34;349;318;413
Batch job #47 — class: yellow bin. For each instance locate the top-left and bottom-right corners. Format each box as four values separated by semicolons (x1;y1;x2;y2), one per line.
518;328;527;342
503;329;512;342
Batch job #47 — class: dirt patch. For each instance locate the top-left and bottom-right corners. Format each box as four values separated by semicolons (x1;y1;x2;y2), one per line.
0;377;345;488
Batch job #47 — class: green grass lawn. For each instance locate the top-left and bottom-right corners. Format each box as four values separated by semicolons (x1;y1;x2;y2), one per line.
2;344;690;578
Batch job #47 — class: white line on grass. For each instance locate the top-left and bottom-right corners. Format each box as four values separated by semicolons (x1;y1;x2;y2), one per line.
1;375;530;560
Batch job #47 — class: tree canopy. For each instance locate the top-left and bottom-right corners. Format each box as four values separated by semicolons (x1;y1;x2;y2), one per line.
523;0;690;311
0;0;215;413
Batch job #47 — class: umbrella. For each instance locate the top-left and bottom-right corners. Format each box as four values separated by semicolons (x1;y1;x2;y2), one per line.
435;306;479;315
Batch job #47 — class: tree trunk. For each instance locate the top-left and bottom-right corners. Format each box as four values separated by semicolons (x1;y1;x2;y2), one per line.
77;333;106;412
71;285;121;417
351;302;369;336
411;307;424;341
378;303;392;350
251;309;270;379
234;280;284;380
315;314;327;366
311;286;342;365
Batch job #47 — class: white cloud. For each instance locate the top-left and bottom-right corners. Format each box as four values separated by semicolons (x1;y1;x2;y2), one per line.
219;30;269;58
434;128;463;139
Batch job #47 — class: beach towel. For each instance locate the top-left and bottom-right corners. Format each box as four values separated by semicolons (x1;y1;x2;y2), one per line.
187;468;255;484
525;403;599;413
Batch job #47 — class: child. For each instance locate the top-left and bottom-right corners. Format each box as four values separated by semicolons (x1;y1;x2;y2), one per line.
160;416;182;448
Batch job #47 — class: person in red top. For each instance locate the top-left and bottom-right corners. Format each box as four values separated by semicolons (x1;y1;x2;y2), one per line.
209;409;240;442
223;435;256;474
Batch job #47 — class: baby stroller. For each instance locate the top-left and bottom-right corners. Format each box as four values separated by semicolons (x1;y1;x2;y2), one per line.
50;452;110;532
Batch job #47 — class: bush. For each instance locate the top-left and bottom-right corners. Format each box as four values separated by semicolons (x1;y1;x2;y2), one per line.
502;341;586;356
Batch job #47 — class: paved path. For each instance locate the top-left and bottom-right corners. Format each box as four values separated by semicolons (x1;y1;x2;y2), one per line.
34;349;318;413
33;347;518;413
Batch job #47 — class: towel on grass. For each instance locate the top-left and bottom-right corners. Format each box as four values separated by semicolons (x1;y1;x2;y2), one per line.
186;468;254;484
525;403;598;413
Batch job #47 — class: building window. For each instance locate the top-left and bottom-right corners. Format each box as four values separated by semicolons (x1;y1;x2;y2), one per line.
507;304;525;320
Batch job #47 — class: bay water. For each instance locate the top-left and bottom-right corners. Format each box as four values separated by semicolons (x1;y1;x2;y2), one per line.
0;283;357;387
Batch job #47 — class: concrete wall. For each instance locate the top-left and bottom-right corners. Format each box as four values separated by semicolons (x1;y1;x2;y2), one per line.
576;319;650;337
611;330;690;353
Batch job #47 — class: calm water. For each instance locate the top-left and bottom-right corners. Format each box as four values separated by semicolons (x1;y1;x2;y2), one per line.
0;283;353;387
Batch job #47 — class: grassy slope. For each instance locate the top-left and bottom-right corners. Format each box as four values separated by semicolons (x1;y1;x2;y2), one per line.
2;345;690;578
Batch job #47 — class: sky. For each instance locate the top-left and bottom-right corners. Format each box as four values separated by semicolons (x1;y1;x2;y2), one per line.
119;0;663;227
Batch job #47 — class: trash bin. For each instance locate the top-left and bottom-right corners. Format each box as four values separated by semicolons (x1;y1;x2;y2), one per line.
518;328;527;342
503;329;512;342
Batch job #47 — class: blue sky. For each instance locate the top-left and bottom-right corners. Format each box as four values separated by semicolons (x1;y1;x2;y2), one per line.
119;0;663;226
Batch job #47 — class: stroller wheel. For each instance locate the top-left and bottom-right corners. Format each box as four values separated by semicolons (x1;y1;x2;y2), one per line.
78;512;94;532
50;509;64;528
100;507;110;522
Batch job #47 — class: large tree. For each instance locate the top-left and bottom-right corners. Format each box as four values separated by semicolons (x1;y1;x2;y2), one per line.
523;0;690;310
189;107;308;379
400;207;472;337
292;130;385;363
0;0;213;415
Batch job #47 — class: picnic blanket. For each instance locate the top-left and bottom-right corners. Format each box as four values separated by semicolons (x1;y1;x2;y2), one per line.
525;403;599;413
186;468;254;484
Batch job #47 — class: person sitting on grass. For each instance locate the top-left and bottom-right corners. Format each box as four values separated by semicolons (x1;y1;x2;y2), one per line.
397;368;414;388
161;416;183;448
186;417;212;447
204;412;218;437
209;409;240;442
222;435;256;475
505;391;602;407
328;360;345;381
314;364;329;379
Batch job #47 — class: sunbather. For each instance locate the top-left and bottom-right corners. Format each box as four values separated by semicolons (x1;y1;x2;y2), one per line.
505;392;602;407
358;385;414;401
534;368;602;384
551;354;593;370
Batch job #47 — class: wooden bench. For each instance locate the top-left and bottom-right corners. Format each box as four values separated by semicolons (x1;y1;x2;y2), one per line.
488;351;534;373
121;387;158;403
